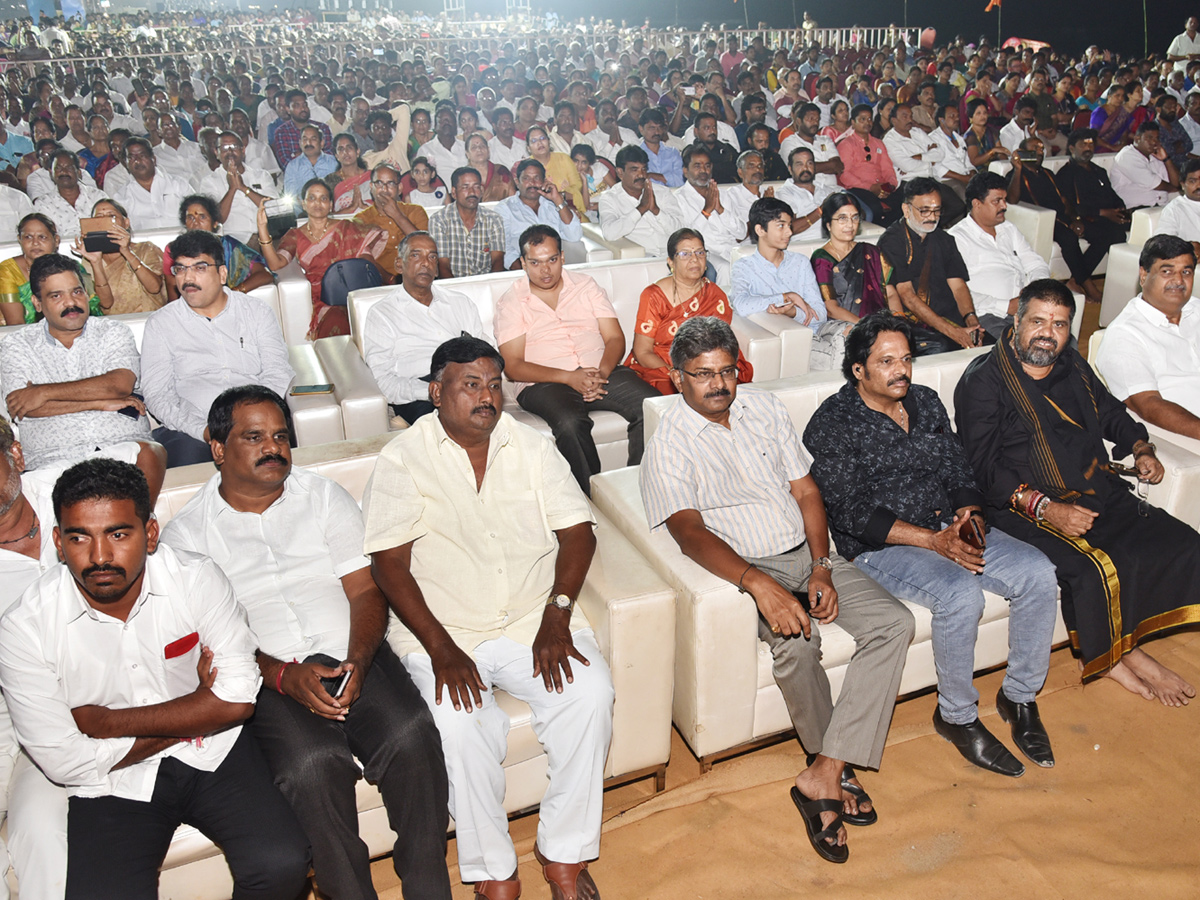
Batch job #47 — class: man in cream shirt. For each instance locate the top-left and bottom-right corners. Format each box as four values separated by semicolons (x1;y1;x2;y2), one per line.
1156;159;1200;257
364;336;614;900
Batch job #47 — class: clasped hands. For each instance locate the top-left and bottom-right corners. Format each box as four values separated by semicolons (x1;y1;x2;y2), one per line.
566;366;607;402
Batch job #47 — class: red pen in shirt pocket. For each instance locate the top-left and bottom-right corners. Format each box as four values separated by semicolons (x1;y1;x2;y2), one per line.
164;632;199;660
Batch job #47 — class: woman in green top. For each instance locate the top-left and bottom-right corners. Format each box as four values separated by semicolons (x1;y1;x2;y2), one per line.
0;213;102;325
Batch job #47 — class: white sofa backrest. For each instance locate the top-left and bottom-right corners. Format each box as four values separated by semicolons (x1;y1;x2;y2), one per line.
1128;207;1160;248
347;256;671;355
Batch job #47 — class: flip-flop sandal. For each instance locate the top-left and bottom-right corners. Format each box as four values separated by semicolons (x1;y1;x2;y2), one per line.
534;845;601;900
805;754;878;826
790;786;849;864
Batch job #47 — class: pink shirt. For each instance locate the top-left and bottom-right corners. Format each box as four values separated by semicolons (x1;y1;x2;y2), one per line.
493;269;619;393
836;133;898;192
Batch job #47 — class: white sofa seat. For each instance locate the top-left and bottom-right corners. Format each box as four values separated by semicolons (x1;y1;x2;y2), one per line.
333;257;785;449
593;345;1200;764
1003;202;1109;281
134;434;678;900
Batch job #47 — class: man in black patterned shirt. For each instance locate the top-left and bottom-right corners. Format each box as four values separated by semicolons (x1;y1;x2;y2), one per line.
803;313;1060;778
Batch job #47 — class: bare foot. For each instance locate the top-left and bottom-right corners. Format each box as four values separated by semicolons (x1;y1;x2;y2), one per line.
1122;648;1196;707
1105;659;1155;700
795;757;847;847
843;774;872;816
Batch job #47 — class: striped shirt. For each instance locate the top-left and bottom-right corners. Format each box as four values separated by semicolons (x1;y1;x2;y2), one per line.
640;390;808;558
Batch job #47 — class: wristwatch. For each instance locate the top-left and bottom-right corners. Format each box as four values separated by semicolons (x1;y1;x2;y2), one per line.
812;557;833;572
548;592;574;611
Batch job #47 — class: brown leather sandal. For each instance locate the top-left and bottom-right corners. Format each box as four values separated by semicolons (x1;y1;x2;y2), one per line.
533;845;601;900
474;877;521;900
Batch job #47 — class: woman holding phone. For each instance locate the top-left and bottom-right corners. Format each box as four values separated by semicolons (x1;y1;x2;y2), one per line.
74;198;166;315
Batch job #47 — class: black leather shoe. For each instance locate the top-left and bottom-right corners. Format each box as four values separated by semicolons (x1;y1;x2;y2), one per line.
932;708;1025;777
996;688;1055;768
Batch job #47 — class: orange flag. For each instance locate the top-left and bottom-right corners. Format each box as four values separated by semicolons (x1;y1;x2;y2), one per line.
985;0;1001;9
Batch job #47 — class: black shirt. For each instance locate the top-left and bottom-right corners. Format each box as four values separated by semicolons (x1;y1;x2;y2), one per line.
803;382;985;560
695;139;740;185
878;223;971;325
1055;159;1124;218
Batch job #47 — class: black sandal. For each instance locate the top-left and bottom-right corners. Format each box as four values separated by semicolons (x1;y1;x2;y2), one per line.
790;786;849;864
806;754;878;826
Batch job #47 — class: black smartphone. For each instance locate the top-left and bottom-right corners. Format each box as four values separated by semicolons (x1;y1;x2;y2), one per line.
303;653;350;699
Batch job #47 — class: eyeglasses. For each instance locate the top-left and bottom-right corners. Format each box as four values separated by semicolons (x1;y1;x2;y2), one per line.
912;206;942;218
1108;461;1152;517
679;366;738;383
371;179;399;188
170;261;214;276
675;249;708;260
831;214;861;225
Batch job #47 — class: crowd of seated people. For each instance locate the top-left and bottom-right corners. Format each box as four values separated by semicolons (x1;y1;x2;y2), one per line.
1;11;1200;897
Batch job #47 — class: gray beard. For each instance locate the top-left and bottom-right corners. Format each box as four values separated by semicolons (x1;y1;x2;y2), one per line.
1014;336;1060;367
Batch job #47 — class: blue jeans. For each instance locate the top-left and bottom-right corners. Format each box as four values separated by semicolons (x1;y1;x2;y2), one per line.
854;527;1059;725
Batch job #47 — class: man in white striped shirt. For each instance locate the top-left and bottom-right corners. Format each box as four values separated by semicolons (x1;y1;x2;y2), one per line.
639;316;913;864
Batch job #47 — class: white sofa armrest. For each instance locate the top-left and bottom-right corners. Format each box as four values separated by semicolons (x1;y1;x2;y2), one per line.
276;260;316;346
1003;202;1056;264
313;335;392;439
749;312;814;377
590;467;759;759
578;507;677;778
730;313;782;382
581;222;647;259
1099;242;1143;328
286;344;345;445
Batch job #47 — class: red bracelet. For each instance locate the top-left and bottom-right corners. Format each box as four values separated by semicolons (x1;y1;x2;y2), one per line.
276;660;296;694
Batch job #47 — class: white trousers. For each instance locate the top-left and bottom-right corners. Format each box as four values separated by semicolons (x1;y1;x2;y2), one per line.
0;694;68;900
403;630;614;883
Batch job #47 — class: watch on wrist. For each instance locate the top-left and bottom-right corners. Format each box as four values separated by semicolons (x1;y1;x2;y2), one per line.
548;592;574;611
812;556;833;572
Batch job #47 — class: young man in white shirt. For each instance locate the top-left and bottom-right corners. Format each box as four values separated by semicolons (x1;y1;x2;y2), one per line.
140;231;294;467
0;457;311;900
948;172;1051;339
597;145;680;258
1095;234;1200;444
364;336;613;900
364;232;487;423
999;97;1039;154
1111;122;1181;210
161;386;453;900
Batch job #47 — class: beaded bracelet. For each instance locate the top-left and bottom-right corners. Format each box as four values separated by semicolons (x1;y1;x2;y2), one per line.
1034;495;1051;521
1009;483;1029;511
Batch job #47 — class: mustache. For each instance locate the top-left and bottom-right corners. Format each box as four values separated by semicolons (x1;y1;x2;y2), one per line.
888;376;911;387
256;454;287;467
59;306;85;316
82;563;125;580
472;404;497;415
704;388;732;399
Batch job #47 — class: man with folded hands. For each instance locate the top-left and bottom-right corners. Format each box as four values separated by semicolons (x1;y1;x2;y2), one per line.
640;315;914;864
161;385;451;900
804;312;1061;778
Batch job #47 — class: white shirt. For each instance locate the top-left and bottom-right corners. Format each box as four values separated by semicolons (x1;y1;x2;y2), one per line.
198;164;279;243
245;136;281;177
669;182;745;260
60;133;87;154
1156;194;1200;243
948;215;1050;320
1169;30;1200;72
1111;145;1172;209
112;170;194;231
363;285;487;404
596;184;679;257
722;184;769;239
883;127;944;181
33;183;110;240
152;139;205;188
0;184;34;234
1096;295;1200;409
161;467;371;662
585;125;641;161
25;167;97;204
140;288;295;440
417;137;467;177
775;180;832;241
999;119;1038;153
0;544;260;801
1182;113;1200;147
488;135;527;171
929;128;974;178
778;131;840;193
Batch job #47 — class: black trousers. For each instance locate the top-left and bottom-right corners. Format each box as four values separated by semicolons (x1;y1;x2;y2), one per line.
389;400;436;425
251;643;451;900
517;365;658;494
65;728;311;900
151;426;214;468
1054;218;1126;284
846;187;903;225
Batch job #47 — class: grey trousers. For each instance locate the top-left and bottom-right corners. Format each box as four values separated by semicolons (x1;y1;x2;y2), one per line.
745;545;915;771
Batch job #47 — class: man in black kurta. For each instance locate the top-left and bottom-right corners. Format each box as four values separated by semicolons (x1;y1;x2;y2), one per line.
954;279;1200;706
